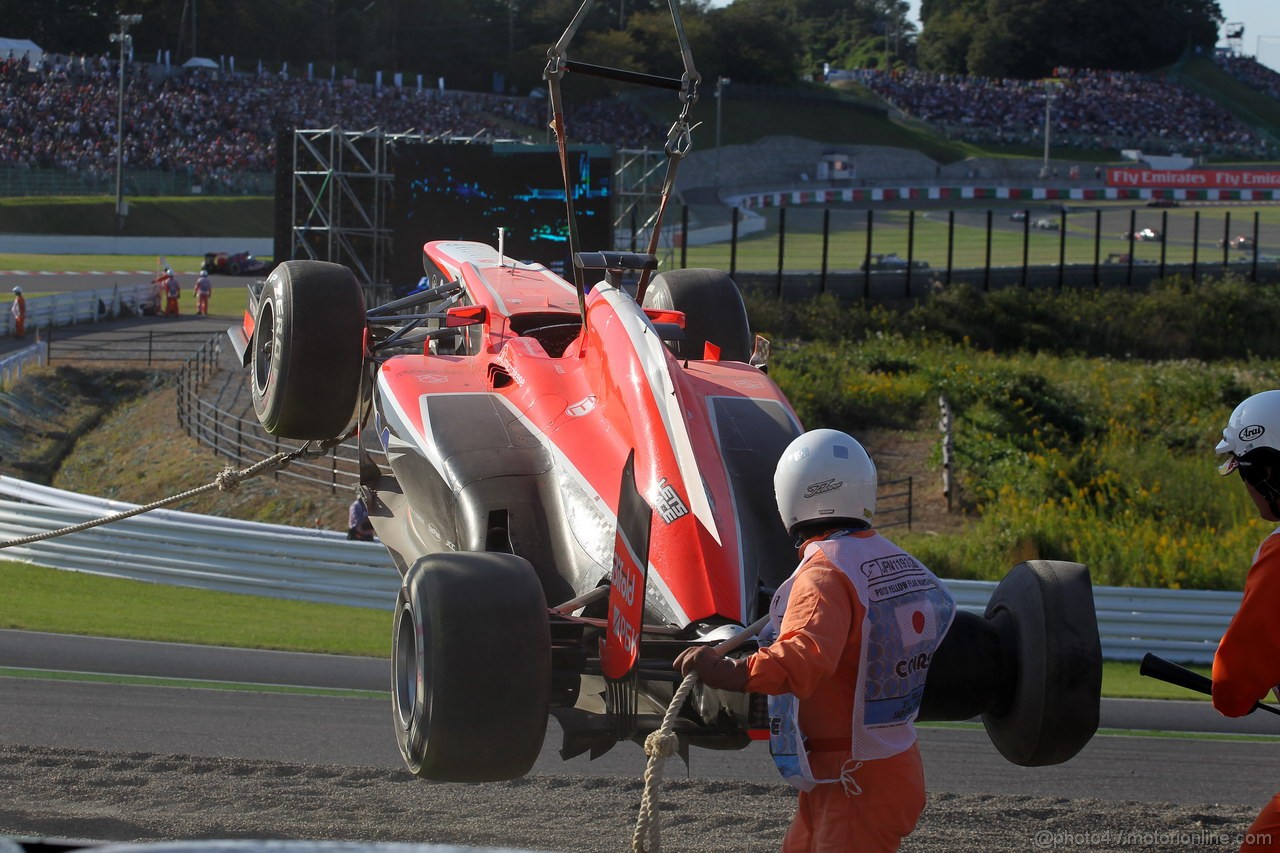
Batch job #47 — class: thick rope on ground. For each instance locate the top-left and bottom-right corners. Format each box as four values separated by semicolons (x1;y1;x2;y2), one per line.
0;452;293;549
632;671;698;853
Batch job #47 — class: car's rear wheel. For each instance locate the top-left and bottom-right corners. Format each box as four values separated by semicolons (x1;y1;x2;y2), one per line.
642;268;752;362
393;552;551;782
250;260;366;439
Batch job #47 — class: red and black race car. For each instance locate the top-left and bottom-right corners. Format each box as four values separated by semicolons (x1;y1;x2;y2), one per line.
204;250;271;276
228;244;1101;781
227;0;1101;785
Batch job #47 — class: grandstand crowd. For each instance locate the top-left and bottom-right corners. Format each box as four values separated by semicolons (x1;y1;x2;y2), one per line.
2;46;1278;191
0;50;665;191
852;64;1270;159
1217;53;1280;103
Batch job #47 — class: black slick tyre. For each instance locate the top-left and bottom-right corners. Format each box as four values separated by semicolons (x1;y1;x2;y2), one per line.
250;260;366;439
981;560;1102;767
393;551;551;782
642;268;752;362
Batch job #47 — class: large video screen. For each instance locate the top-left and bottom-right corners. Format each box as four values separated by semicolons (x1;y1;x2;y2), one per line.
389;142;613;285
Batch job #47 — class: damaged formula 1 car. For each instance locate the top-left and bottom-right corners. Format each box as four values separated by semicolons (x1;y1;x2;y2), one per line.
228;0;1103;784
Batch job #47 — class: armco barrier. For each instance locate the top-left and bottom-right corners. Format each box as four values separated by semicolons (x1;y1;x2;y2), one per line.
0;476;398;609
0;475;1238;664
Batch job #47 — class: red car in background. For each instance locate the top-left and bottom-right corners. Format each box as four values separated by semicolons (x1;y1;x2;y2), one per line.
204;251;271;276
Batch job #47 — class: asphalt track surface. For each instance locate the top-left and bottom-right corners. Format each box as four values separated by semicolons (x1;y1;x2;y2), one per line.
2;629;1280;807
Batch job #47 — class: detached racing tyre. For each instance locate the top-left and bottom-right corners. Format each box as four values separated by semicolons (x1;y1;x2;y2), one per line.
393;552;552;782
919;560;1101;766
981;560;1101;766
642;268;752;362
251;260;366;439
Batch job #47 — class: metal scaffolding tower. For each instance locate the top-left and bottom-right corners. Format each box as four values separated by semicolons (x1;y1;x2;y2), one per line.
291;129;643;286
613;147;671;264
290;127;399;287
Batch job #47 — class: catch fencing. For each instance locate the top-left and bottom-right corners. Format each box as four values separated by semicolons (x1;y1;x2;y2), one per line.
0;475;1238;664
663;202;1280;298
175;350;364;495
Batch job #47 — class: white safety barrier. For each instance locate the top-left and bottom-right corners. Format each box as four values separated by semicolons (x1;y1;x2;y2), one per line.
0;476;1239;663
5;283;158;336
0;340;47;387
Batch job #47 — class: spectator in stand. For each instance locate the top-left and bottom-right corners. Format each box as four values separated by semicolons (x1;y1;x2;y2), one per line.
1217;54;1280;102
0;59;665;187
850;66;1265;159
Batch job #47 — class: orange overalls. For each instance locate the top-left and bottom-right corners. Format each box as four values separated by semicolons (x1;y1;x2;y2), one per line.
1213;530;1280;852
744;533;931;853
10;293;24;338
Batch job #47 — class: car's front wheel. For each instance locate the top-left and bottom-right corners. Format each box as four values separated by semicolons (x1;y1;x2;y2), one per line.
250;260;366;439
642;268;753;362
393;552;551;782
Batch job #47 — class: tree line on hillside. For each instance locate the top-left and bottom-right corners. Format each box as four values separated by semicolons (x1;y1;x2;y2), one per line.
0;0;1223;92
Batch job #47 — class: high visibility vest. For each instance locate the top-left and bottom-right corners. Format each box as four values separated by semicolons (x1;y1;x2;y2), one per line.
761;529;956;792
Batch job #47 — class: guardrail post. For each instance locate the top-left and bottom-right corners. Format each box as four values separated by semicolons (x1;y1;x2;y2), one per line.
905;210;916;299
1222;210;1231;270
730;207;739;278
1160;210;1168;280
1093;208;1102;287
983;210;992;292
1020;209;1030;288
1057;208;1066;291
147;330;154;366
946;210;955;288
863;209;873;301
332;447;338;495
1253;211;1261;283
178;368;187;435
820;208;830;294
776;206;786;297
1126;208;1136;288
1192;211;1200;282
907;476;913;530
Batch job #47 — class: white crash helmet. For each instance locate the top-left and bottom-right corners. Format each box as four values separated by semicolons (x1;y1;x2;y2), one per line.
774;428;877;535
1216;390;1280;475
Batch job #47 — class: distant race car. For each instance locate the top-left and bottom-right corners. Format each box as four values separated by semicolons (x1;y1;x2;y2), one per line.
1032;218;1059;230
1009;210;1028;222
1122;228;1162;243
1145;198;1180;208
861;251;930;271
1105;252;1157;265
1218;235;1254;250
204;251;271;276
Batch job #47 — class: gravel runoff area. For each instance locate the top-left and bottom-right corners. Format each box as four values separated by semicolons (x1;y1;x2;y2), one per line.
0;744;1266;853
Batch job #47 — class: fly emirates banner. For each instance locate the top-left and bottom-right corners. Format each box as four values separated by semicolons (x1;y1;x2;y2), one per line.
1107;168;1280;189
